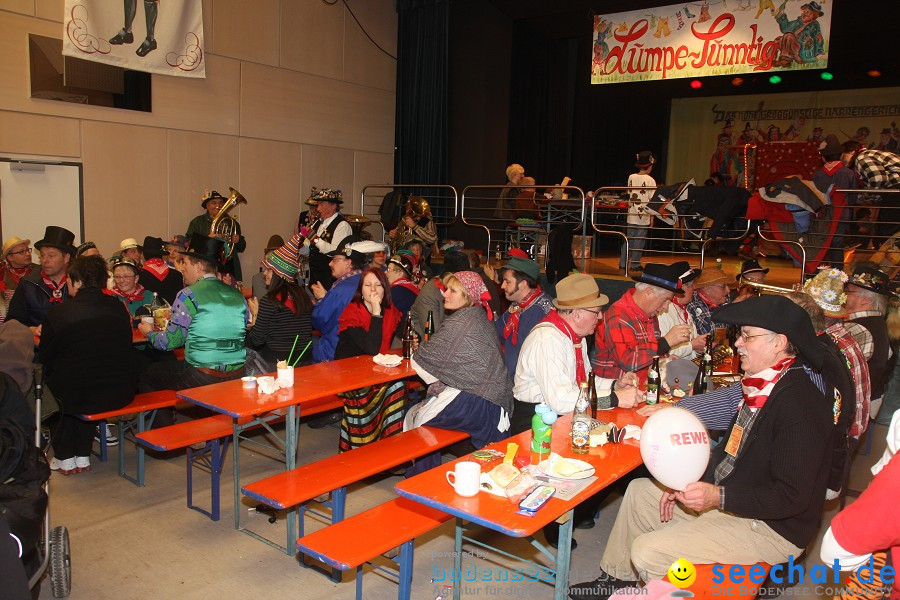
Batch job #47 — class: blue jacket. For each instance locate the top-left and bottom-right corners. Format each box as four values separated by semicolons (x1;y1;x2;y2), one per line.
7;268;70;327
496;292;553;377
312;273;361;363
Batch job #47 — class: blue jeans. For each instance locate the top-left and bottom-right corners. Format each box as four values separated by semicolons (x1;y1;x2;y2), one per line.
620;225;648;268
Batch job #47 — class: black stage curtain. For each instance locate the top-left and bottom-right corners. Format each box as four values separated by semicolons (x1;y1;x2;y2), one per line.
396;0;449;186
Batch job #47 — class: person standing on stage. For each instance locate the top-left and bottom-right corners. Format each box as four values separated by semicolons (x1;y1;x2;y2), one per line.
620;151;656;272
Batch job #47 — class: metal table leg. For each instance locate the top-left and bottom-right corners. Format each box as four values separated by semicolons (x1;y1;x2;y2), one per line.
553;510;574;600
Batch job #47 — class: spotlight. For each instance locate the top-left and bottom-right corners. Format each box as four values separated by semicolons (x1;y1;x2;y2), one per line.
731;77;744;86
769;75;782;84
820;71;834;81
868;70;882;77
690;79;702;89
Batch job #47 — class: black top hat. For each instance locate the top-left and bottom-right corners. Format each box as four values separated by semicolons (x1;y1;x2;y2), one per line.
670;260;700;284
738;259;769;280
201;190;227;209
632;263;685;295
712;295;824;370
635;151;655;168
142;236;168;260
847;264;891;296
801;1;824;16
182;234;225;267
34;226;76;255
326;235;364;266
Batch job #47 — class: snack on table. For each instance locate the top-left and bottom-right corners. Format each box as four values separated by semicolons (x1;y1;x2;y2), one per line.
589;422;611;447
488;463;520;488
547;453;581;477
276;360;287;369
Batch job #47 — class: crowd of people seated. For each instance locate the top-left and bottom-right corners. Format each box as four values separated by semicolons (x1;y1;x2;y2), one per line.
1;180;898;600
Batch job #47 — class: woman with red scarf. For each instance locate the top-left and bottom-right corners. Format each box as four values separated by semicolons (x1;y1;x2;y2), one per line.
107;258;154;318
334;268;406;451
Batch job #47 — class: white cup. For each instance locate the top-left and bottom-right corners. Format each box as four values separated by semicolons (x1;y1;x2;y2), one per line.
276;366;294;388
241;376;257;389
140;315;154;325
445;461;481;497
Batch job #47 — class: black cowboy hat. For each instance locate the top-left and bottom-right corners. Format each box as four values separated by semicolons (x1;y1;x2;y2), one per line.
201;190;227;209
670;260;701;284
712;295;824;370
632;262;685;295
738;259;769;280
847;264;891;296
326;235;364;266
34;226;76;256
142;236;168;260
182;234;225;267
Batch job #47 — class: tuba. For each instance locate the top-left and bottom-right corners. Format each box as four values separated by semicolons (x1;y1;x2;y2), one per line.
391;196;432;253
209;187;247;262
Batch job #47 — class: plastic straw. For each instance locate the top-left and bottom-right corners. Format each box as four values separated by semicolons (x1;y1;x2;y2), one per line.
285;335;300;366
292;340;313;367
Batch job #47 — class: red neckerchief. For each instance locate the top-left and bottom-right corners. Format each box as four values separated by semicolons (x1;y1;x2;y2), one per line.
823;160;843;176
541;309;586;384
672;299;690;324
391;278;420;295
741;356;795;409
108;283;147;302
41;270;67;303
142;258;170;282
698;290;721;310
503;286;543;345
4;264;32;286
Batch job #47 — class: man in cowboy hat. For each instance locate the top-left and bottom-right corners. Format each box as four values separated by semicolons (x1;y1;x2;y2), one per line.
496;255;553;378
297;187;352;290
309;236;365;364
186;190;246;281
137;234;249;426
594;263;693;381
571;296;832;599
1;236;37;303
686;262;731;335
138;236;183;305
843;264;893;416
7;226;76;330
732;258;769;303
657;261;707;359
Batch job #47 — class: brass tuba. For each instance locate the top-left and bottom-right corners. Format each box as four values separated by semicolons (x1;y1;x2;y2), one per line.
209;187;247;262
405;196;432;220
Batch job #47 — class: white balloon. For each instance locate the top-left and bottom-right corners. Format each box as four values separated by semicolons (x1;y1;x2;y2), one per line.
639;407;711;491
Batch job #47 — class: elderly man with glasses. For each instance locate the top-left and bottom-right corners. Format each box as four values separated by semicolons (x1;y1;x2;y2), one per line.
571;295;834;599
686;262;732;336
1;237;38;304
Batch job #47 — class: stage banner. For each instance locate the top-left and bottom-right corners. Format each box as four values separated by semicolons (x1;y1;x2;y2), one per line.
591;0;831;84
665;87;900;187
63;0;205;78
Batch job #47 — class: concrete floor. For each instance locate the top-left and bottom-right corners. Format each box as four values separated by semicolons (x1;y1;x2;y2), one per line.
34;418;890;600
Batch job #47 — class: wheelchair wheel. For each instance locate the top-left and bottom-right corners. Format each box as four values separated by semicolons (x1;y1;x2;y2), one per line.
49;526;71;598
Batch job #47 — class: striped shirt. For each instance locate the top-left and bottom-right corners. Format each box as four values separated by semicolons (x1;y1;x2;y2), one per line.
246;297;312;357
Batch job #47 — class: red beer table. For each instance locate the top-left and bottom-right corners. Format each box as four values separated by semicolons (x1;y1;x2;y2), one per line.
177;351;417;537
394;408;647;600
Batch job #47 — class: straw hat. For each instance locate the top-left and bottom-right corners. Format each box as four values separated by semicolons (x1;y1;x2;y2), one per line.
2;237;30;260
553;273;609;310
693;266;730;288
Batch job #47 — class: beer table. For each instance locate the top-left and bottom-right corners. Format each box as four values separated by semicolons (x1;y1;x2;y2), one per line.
176;351;417;537
394;408;646;600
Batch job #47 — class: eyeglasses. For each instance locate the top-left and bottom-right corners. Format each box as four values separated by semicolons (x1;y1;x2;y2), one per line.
739;331;775;342
581;308;602;316
7;247;32;256
113;275;137;280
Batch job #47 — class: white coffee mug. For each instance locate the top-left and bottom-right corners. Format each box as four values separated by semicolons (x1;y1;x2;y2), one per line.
445;461;481;497
276;366;294;387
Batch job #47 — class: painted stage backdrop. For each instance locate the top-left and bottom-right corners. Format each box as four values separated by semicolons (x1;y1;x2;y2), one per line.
666;87;900;187
591;0;832;84
63;0;205;78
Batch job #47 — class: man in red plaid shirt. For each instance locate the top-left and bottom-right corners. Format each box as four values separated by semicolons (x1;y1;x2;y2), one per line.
594;263;693;381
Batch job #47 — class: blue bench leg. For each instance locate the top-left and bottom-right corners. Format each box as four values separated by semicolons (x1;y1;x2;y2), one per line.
93;419;108;462
187;437;229;521
397;540;414;600
356;565;363;600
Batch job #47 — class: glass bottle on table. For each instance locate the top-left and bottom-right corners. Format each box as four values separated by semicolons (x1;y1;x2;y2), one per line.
587;372;598;419
402;315;415;360
570;382;590;455
424;310;435;342
646;355;660;405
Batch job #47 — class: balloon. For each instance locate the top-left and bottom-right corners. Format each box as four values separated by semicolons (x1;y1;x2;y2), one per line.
639;407;710;491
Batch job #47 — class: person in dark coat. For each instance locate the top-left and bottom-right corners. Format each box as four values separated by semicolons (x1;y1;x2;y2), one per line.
41;255;137;475
6;226;75;330
138;236;183;305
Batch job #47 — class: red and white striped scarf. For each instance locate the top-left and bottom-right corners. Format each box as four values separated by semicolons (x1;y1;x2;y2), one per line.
142;258;170;282
741;356;795;409
503;286;543;345
41;271;67;303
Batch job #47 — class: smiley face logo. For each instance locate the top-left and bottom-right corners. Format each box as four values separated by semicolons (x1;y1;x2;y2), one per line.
668;558;697;589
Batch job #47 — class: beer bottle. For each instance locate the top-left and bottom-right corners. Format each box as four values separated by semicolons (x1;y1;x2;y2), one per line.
424;310;435;342
402;315;415;359
693;338;712;395
570;382;590;455
588;372;598;419
646;355;661;405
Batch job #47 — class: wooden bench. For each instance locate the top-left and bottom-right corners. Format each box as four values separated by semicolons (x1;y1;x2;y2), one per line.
136;394;344;521
242;425;470;555
295;497;451;600
77;390;179;486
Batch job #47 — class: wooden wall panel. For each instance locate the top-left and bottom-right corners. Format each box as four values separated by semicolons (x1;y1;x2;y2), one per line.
241;62;394;153
152;54;241;136
343;0;396;92
81;121;167;256
238;137;302;273
1;2;35;17
166;130;239;245
34;0;61;21
300;145;354;214
280;0;343;79
211;0;279;67
352;150;393;218
0;110;80;157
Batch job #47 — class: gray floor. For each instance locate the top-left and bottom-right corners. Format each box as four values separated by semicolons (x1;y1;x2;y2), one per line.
34;420;889;600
